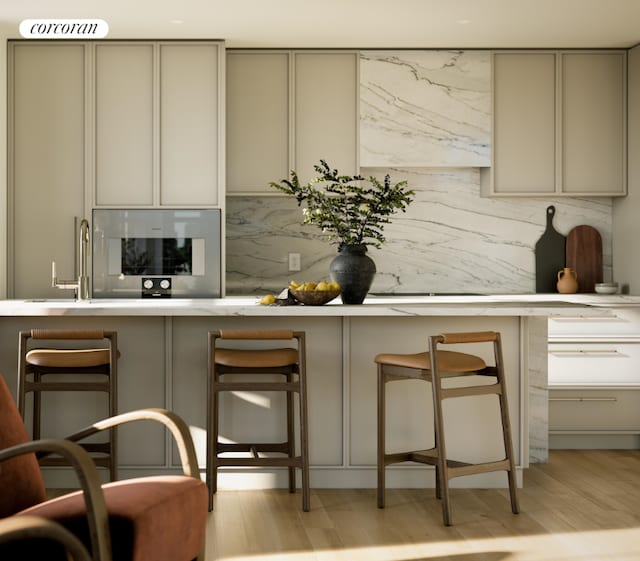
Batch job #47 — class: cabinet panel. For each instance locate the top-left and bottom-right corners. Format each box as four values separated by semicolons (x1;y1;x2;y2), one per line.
171;317;344;468
349;316;521;466
562;52;626;195
548;342;640;385
10;43;86;298
549;389;640;431
486;50;626;197
294;52;358;184
226;52;289;194
95;43;154;206
160;43;220;206
492;53;556;194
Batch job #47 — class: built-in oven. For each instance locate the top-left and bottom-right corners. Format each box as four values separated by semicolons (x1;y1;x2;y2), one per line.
92;209;222;298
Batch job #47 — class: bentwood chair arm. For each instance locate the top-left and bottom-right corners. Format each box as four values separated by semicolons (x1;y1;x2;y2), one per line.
65;408;200;479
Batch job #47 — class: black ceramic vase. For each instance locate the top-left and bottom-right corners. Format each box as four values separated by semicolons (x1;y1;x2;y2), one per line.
329;244;376;305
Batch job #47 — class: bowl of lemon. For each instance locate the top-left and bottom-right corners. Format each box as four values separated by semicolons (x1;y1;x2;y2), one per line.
289;280;341;306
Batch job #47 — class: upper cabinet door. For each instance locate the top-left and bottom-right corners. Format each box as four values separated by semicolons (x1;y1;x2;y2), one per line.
160;43;222;206
226;52;290;194
95;43;154;206
485;50;626;197
225;50;358;195
562;52;626;195
294;52;358;185
491;52;557;194
9;43;87;298
360;50;491;167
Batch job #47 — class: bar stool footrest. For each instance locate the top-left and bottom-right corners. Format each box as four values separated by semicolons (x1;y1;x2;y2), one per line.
216;442;291;455
216;457;303;467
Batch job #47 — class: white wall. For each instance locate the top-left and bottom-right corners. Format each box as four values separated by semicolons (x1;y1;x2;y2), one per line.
612;44;640;294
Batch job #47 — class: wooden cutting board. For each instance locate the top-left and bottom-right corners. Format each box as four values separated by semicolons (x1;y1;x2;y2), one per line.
566;225;603;293
535;206;566;293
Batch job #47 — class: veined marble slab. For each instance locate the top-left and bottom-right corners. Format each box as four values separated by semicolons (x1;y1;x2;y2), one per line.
226;168;612;296
360;51;491;167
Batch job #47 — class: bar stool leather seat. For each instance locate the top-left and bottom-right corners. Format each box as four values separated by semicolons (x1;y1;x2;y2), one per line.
25;349;113;369
375;330;519;526
18;329;119;481
207;329;310;512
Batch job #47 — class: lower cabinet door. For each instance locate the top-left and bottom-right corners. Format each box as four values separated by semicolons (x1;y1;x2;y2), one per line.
549;388;640;432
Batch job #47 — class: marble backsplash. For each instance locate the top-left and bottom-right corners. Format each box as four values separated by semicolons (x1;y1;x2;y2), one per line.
360;51;491;167
225;167;612;295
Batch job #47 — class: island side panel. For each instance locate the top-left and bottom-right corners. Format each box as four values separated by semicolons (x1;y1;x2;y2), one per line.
348;316;523;487
524;316;549;463
170;316;344;487
0;316;167;486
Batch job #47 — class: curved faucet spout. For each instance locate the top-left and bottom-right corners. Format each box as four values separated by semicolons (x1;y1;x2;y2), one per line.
78;219;90;301
52;218;91;301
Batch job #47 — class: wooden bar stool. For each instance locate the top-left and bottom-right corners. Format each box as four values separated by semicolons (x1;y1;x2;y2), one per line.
375;331;519;525
17;329;119;481
206;329;310;512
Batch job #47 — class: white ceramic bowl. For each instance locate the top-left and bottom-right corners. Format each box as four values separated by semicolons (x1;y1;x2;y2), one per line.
594;283;619;294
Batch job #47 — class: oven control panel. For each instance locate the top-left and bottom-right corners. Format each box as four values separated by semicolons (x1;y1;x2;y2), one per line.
142;277;171;298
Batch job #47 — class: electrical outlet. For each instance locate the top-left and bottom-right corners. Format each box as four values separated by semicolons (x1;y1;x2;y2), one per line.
288;253;301;272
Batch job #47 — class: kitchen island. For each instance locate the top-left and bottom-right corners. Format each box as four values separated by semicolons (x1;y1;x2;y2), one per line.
0;293;634;489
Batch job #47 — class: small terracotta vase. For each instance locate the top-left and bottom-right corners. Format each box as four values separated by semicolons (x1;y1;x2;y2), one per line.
557;268;578;294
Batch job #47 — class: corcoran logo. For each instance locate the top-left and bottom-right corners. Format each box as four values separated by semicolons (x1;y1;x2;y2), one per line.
19;19;109;39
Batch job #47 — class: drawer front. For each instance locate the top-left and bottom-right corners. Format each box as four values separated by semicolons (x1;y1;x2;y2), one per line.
548;342;640;385
549;389;640;431
549;309;640;337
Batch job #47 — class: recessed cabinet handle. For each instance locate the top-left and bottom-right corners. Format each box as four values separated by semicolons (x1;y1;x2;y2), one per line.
549;397;618;402
551;316;620;321
548;349;620;355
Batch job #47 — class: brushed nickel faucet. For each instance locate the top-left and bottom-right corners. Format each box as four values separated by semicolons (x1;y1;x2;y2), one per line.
52;218;90;301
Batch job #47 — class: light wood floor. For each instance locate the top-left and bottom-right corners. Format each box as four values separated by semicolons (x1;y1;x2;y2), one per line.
205;450;640;561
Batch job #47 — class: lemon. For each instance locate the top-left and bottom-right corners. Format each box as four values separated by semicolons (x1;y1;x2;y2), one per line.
315;281;329;291
301;281;317;291
259;294;276;305
328;281;340;291
289;280;300;289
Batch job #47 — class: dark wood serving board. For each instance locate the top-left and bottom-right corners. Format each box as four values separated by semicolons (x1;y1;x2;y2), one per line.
535;206;566;293
565;225;603;293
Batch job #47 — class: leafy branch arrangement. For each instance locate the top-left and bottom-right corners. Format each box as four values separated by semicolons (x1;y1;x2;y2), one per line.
270;160;414;249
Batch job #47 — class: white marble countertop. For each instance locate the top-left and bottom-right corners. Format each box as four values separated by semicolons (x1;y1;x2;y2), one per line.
0;293;637;317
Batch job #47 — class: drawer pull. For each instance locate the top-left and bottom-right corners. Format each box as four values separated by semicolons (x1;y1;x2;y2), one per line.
549;397;618;402
549;349;620;355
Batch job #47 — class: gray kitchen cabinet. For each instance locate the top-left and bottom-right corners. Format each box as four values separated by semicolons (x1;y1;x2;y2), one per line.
95;41;224;207
95;43;154;206
8;42;87;298
561;52;626;195
490;52;557;195
485;50;626;197
226;51;290;194
293;52;358;185
159;43;222;206
226;50;358;195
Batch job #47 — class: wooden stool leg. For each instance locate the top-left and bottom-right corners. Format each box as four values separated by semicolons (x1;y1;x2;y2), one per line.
429;337;452;526
298;367;310;512
377;364;386;509
33;372;42;440
286;373;296;494
206;349;218;512
494;336;520;515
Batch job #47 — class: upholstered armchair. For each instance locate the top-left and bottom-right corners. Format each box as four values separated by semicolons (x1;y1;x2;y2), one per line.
0;373;207;561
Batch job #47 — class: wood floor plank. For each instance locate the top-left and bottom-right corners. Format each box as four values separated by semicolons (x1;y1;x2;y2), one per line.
202;450;640;561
